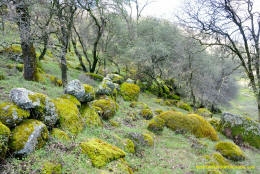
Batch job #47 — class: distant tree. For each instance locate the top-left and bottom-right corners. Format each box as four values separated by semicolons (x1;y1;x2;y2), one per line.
13;0;37;81
179;0;260;121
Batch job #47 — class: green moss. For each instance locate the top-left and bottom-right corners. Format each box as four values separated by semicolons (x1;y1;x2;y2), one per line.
124;138;135;153
120;82;140;101
215;141;245;161
4;44;22;54
129;102;137;108
60;94;81;108
0;102;30;128
80;104;102;127
109;120;120;127
0;71;5;80
53;98;84;135
9;119;49;154
196;108;212;117
140;108;153;120
51;128;70;141
91;98;118;120
0;121;10;159
107;74;124;84
154;109;163;115
83;84;95;102
48;75;62;87
86;72;104;81
177;101;192;111
208;117;221;130
105;158;134;174
147;116;165;134
41;161;62;174
142;133;154;146
6;64;15;69
158;111;218;141
16;64;24;72
80;138;126;168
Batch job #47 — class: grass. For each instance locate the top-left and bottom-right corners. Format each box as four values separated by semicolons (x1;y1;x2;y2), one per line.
0;47;260;174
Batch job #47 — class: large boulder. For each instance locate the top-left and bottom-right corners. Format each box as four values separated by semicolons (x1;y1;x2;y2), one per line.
64;79;94;102
0;121;10;159
215;141;245;161
120;82;140;101
158;111;219;141
80;138;126;168
53;98;84;135
219;113;260;149
91;98;118;120
9;119;49;156
0;102;30;128
9;88;58;128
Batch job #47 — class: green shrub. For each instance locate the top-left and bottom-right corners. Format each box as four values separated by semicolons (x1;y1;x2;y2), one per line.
177;101;192;111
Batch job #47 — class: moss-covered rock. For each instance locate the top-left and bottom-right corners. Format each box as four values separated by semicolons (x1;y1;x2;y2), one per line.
10;88;34;109
158;111;218;141
147;116;165;134
219;113;260;149
16;64;24;72
80;104;102;127
140;108;153;120
106;74;124;84
53;98;84;135
176;101;192;111
83;84;95;102
41;161;62;174
204;152;231;166
0;121;10;159
120;82;140;101
96;77;119;96
29;93;58;128
51;128;70;141
80;138;126;168
60;94;81;108
127;132;154;148
9;119;49;156
154;109;163;115
123;138;135;153
208;117;221;130
91;98;118;120
196;108;212;118
86;72;104;81
0;102;30;128
215;141;245;161
104;158;134;174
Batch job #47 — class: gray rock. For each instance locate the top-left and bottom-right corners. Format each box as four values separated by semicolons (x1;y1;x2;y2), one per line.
126;78;134;84
9;88;34;109
96;77;119;96
106;74;124;84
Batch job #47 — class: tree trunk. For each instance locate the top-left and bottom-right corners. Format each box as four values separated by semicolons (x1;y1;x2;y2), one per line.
61;47;67;87
16;1;37;81
257;94;260;122
72;39;87;72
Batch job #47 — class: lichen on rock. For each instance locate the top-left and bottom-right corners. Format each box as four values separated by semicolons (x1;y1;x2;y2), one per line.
215;141;245;161
0;102;30;128
80;104;102;127
9;119;49;156
0;121;10;159
80;138;126;168
120;82;140;101
9;88;34;109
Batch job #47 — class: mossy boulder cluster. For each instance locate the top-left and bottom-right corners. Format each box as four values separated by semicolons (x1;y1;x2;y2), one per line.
96;77;119;96
154;111;219;141
120;82;140;101
215;141;245;161
0;79;120;159
219;113;260;149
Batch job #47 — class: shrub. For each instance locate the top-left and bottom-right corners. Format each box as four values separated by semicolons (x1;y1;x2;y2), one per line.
215;141;245;161
120;82;140;101
158;111;218;141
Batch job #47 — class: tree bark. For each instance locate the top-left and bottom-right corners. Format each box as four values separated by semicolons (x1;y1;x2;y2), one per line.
15;1;37;81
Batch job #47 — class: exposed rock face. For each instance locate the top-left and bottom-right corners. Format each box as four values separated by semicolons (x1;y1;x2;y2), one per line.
9;88;34;109
64;79;94;102
0;102;30;128
219;113;260;149
9;119;49;156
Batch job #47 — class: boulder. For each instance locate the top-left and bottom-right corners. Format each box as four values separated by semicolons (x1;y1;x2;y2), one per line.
215;141;245;161
120;82;140;101
64;79;94;102
0;121;10;159
127;132;154;147
219;113;260;149
96;77;119;96
0;102;30;128
126;78;134;84
9;88;34;109
140;108;153;120
80;104;102;127
106;74;124;84
158;111;218;141
51;128;70;141
196;108;213;118
80;138;126;168
53;98;84;135
147;117;165;134
9;119;49;156
91;98;118;120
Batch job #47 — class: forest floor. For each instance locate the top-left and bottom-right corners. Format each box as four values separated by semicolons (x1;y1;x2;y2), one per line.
0;52;260;174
